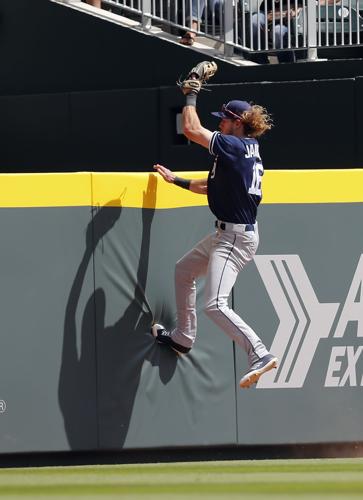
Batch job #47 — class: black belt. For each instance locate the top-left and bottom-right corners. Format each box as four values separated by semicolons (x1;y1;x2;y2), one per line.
215;220;255;232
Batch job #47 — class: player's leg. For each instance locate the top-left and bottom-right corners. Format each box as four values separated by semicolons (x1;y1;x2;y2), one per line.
203;229;269;364
152;233;212;353
171;233;213;347
204;228;278;387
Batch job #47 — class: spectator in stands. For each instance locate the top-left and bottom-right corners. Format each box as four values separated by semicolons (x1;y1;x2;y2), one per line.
180;0;206;45
251;0;302;63
85;0;101;8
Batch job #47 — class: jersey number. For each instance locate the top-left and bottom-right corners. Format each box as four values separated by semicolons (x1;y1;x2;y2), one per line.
210;156;218;179
248;162;263;196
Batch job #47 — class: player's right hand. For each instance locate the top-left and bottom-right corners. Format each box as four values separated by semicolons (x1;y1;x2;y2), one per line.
153;164;175;184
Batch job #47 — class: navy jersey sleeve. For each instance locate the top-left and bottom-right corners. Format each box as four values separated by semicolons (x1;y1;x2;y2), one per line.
209;131;242;157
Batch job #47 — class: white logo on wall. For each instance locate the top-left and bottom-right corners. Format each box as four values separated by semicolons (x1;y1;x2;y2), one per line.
0;400;6;413
254;254;363;389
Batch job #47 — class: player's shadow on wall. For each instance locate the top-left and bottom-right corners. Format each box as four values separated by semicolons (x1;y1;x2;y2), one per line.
59;175;177;450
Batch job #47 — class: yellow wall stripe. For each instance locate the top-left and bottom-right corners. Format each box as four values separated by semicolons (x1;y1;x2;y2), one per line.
0;170;361;208
91;172;208;209
263;169;363;204
0;172;92;207
92;169;363;208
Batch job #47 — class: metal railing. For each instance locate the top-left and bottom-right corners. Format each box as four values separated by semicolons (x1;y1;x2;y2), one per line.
100;0;363;60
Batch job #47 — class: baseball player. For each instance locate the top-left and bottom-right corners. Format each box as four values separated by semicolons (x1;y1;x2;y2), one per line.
152;61;277;389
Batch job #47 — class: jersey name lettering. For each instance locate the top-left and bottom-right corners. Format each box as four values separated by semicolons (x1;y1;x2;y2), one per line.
245;143;260;159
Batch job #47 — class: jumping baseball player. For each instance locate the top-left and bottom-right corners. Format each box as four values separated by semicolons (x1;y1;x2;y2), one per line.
152;61;277;389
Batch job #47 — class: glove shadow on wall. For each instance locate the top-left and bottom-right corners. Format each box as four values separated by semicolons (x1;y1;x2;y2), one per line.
59;176;177;450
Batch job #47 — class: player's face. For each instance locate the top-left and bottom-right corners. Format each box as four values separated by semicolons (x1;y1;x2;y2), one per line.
219;118;235;134
219;118;241;135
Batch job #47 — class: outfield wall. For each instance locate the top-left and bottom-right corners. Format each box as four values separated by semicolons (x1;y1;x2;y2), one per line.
0;171;362;453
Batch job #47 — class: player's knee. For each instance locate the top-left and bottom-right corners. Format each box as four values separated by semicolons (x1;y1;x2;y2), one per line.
204;301;221;318
175;258;185;273
204;304;215;321
175;259;194;281
204;296;230;319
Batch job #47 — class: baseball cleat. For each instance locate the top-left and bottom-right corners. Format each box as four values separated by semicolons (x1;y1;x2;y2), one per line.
239;354;278;389
151;323;191;355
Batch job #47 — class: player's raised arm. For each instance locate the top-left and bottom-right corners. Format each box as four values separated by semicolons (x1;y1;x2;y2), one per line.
182;106;212;149
153;164;207;194
177;61;218;149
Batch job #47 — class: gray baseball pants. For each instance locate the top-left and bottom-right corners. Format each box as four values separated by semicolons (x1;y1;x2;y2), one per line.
171;222;269;365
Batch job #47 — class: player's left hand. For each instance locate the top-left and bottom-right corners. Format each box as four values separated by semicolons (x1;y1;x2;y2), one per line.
153;164;175;183
177;60;218;95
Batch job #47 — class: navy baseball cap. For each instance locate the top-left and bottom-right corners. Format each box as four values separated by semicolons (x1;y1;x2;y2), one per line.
211;100;252;119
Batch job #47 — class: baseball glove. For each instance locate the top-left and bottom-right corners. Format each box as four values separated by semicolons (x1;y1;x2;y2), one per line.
177;60;218;95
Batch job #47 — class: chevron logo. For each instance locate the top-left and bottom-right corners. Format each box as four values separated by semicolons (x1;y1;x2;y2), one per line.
253;254;363;389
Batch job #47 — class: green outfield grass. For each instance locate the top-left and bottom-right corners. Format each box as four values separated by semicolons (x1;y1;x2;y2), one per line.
0;458;363;499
